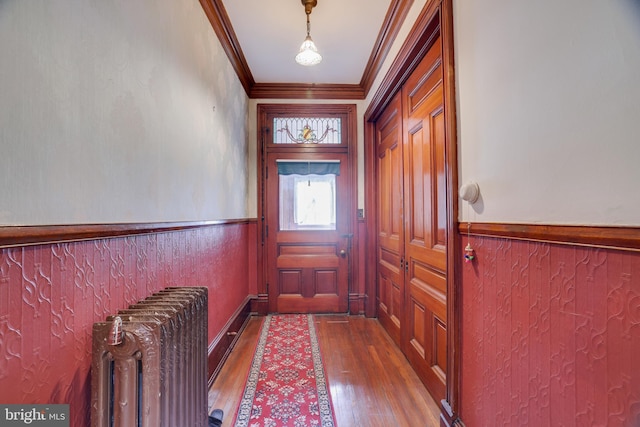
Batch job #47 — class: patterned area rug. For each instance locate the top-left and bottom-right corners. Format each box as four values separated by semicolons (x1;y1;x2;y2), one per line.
233;314;336;427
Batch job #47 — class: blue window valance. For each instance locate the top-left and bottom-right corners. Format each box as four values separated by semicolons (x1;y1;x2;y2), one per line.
276;160;340;176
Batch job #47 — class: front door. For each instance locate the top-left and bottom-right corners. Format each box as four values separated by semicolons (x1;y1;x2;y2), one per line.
266;152;350;313
259;105;355;314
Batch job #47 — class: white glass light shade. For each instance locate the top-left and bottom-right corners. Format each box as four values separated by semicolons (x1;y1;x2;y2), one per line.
295;36;322;66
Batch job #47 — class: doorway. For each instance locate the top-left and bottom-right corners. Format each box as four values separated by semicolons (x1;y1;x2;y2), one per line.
257;104;357;314
364;2;460;425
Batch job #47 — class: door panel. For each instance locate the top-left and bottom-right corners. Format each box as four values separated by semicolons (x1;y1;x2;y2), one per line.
402;36;448;402
407;281;446;399
405;86;446;272
376;92;404;347
280;270;302;294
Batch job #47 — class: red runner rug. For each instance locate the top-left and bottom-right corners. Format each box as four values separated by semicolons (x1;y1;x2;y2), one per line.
233;314;336;427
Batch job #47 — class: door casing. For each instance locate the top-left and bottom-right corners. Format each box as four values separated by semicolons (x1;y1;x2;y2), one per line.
256;104;358;315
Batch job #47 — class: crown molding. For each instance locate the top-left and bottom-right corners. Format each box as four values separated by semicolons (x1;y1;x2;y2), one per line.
250;83;365;100
360;0;414;97
199;0;255;95
365;0;441;121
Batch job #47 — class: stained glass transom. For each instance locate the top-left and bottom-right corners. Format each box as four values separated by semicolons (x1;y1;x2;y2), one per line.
273;117;342;144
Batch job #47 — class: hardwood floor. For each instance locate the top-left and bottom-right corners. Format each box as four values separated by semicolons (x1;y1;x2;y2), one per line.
208;314;441;426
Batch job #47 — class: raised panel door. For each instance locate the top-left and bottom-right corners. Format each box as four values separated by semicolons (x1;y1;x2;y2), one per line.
376;92;404;347
402;36;448;402
266;152;350;313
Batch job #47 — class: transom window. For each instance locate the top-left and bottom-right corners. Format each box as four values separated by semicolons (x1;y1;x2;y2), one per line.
273;117;341;144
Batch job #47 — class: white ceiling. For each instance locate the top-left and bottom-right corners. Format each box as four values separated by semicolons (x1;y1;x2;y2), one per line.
221;0;392;85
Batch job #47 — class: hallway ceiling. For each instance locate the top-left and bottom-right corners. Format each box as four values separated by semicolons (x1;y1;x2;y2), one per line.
201;0;412;99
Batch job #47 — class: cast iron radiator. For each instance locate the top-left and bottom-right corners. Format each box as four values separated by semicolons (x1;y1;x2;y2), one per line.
91;287;208;427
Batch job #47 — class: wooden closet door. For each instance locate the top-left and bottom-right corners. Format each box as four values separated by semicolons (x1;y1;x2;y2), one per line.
401;36;447;402
376;92;404;347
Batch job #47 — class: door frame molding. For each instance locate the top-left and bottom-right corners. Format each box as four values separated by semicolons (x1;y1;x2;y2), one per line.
256;103;359;315
363;1;461;425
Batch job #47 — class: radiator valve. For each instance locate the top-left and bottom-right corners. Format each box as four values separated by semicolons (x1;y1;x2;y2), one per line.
107;316;124;346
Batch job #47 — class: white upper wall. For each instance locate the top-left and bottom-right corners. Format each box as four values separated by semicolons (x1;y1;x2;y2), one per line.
8;0;635;226
454;0;640;225
365;0;640;226
0;0;249;225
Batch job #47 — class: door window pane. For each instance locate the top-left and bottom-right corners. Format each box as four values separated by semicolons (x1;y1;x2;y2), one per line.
279;174;336;230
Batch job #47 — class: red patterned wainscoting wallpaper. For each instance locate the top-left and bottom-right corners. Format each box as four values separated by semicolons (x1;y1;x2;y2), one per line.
460;235;640;427
0;221;255;426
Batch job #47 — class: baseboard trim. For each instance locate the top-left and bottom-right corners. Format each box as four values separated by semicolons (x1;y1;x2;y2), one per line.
207;296;254;386
349;293;366;315
440;411;465;427
251;293;269;315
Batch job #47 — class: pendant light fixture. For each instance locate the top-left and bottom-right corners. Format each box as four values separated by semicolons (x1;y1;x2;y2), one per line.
295;0;322;66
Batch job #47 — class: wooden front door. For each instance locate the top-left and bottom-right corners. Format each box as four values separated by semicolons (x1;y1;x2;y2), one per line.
259;105;355;314
265;152;350;313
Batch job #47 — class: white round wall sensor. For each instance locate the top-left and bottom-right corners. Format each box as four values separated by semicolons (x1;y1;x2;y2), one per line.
459;181;480;204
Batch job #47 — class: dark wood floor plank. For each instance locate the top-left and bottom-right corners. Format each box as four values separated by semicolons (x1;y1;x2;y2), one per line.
208;314;441;427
